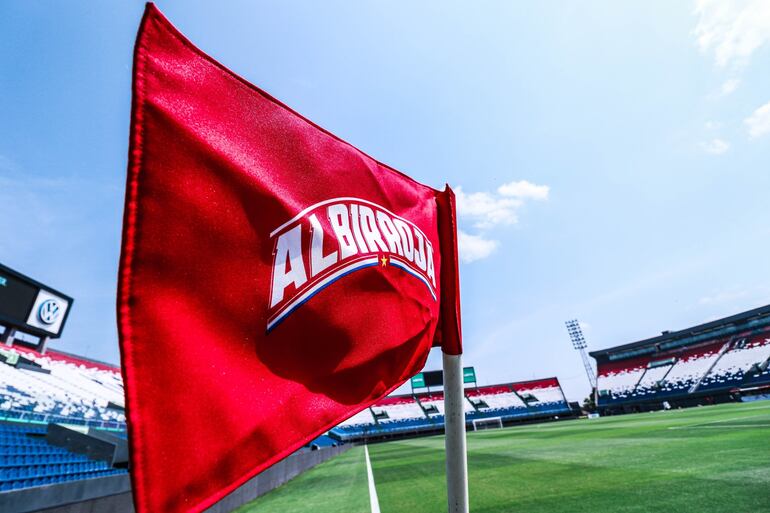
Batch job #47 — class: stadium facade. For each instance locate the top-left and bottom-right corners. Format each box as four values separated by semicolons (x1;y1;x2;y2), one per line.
591;304;770;413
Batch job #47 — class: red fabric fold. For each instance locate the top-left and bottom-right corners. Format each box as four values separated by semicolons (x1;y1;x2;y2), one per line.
118;4;461;513
436;186;463;355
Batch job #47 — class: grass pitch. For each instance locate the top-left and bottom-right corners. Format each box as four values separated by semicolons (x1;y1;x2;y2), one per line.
234;401;770;513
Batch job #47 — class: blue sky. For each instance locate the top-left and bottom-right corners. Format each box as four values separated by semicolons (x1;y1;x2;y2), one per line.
1;1;769;401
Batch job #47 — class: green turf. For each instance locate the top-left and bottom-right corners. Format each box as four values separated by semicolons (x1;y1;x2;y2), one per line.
236;401;770;512
231;445;370;513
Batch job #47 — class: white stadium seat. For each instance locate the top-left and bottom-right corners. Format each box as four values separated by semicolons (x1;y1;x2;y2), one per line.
0;347;125;426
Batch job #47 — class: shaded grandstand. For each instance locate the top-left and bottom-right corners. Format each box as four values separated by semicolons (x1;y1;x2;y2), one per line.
591;304;770;413
0;347;126;476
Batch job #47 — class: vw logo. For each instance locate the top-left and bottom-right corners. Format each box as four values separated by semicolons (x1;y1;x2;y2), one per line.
38;300;61;325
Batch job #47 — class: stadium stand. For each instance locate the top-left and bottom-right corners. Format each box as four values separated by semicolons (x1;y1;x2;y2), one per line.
374;395;431;420
330;377;573;442
0;342;130;511
0;422;125;492
513;378;568;407
592;304;770;412
0;345;125;429
699;334;770;390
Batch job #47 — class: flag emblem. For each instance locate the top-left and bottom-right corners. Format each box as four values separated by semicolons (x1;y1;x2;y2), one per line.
268;197;437;331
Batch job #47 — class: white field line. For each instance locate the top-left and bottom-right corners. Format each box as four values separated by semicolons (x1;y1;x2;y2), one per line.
668;424;770;429
364;445;381;513
668;413;770;430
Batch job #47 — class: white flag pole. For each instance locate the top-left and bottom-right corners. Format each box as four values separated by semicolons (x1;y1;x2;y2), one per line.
443;350;469;513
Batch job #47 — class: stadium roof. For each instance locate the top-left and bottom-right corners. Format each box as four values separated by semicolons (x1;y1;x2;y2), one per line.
590;303;770;360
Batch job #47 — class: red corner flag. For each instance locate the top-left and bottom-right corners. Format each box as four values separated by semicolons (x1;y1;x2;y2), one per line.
118;4;461;513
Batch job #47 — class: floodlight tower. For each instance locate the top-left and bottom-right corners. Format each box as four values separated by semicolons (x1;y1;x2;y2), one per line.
565;319;597;406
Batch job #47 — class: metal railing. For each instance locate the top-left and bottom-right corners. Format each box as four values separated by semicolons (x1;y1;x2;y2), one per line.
0;408;126;431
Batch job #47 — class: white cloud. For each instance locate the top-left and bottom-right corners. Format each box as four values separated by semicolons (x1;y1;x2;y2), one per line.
693;0;770;68
745;100;770;138
720;78;741;95
704;120;721;130
455;180;550;230
454;179;550;263
700;138;730;154
457;230;498;263
454;187;519;230
497;180;550;201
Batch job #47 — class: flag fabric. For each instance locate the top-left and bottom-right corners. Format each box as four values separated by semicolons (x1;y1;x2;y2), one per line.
118;4;461;513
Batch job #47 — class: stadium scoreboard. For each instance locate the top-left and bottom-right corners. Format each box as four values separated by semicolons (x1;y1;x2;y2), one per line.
0;263;73;339
411;366;477;390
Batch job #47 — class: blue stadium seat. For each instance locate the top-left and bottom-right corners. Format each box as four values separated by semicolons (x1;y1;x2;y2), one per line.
0;421;128;492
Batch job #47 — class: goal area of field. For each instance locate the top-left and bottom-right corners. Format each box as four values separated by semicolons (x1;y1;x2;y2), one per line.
472;417;504;431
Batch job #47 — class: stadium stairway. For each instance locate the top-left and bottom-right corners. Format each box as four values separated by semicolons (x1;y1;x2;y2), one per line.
632;366;649;392
509;385;529;408
414;394;432;418
464;393;482;413
688;339;733;394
